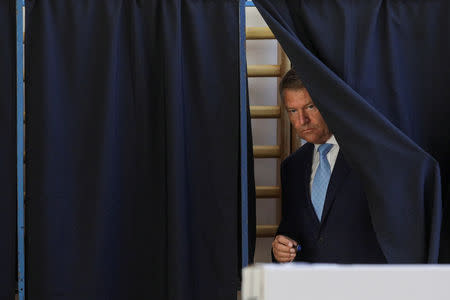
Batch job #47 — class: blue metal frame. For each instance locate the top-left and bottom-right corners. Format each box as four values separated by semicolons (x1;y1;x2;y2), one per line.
245;1;255;7
16;1;25;299
239;0;249;269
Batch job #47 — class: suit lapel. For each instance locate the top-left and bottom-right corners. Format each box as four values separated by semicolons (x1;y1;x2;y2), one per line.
320;150;350;224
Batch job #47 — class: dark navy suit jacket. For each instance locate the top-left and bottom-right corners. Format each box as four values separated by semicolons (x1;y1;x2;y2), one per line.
276;143;386;263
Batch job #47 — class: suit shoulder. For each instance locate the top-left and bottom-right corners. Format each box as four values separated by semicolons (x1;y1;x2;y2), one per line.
281;142;313;169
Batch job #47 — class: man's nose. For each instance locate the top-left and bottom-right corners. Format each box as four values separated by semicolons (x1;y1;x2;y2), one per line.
296;113;308;126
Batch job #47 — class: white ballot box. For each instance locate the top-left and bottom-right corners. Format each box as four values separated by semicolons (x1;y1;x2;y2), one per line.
242;263;450;300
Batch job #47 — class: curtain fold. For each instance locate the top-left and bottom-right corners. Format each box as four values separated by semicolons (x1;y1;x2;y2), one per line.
0;0;17;298
253;0;448;263
26;0;252;299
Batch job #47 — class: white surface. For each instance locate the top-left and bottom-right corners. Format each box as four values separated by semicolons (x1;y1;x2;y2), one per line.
243;263;450;300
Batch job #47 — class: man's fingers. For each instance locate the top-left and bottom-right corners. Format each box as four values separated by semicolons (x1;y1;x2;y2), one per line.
273;242;297;262
273;246;296;257
273;240;296;253
274;249;296;262
272;235;299;263
276;235;297;247
276;256;293;263
274;250;294;259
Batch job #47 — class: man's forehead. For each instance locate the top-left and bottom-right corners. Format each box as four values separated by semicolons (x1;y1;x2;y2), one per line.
284;90;314;106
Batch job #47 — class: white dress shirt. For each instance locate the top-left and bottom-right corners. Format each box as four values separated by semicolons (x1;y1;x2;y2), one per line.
310;135;340;190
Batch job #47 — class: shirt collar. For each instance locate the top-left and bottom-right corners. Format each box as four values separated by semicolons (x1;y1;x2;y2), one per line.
314;135;338;152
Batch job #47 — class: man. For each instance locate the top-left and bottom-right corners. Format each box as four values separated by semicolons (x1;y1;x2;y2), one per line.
272;69;386;263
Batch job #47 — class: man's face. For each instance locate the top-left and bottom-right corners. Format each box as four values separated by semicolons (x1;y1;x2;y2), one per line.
283;88;331;144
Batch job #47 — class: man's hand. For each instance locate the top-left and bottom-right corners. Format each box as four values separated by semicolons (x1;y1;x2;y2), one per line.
272;235;298;263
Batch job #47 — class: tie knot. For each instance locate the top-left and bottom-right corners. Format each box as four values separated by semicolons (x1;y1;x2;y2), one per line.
318;143;332;157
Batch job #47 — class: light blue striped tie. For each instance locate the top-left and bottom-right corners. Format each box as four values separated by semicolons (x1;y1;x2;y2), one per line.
311;143;333;221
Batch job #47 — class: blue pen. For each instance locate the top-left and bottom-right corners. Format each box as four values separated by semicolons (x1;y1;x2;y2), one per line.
290;243;301;262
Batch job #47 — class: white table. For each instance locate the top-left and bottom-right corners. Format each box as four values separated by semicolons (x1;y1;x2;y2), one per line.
242;263;450;300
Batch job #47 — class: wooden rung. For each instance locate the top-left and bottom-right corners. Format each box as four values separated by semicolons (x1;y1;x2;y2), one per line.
250;105;281;119
248;65;281;77
256;186;281;198
253;145;281;158
246;27;275;40
256;225;278;238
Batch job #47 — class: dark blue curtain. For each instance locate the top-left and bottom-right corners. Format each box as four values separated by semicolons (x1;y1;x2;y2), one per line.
253;0;448;263
26;0;254;299
0;0;17;298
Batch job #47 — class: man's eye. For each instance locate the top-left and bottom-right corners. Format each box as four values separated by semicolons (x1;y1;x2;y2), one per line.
306;105;315;110
288;109;296;113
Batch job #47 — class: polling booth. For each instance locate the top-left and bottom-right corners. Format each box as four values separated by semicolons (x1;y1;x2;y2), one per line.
243;264;450;300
